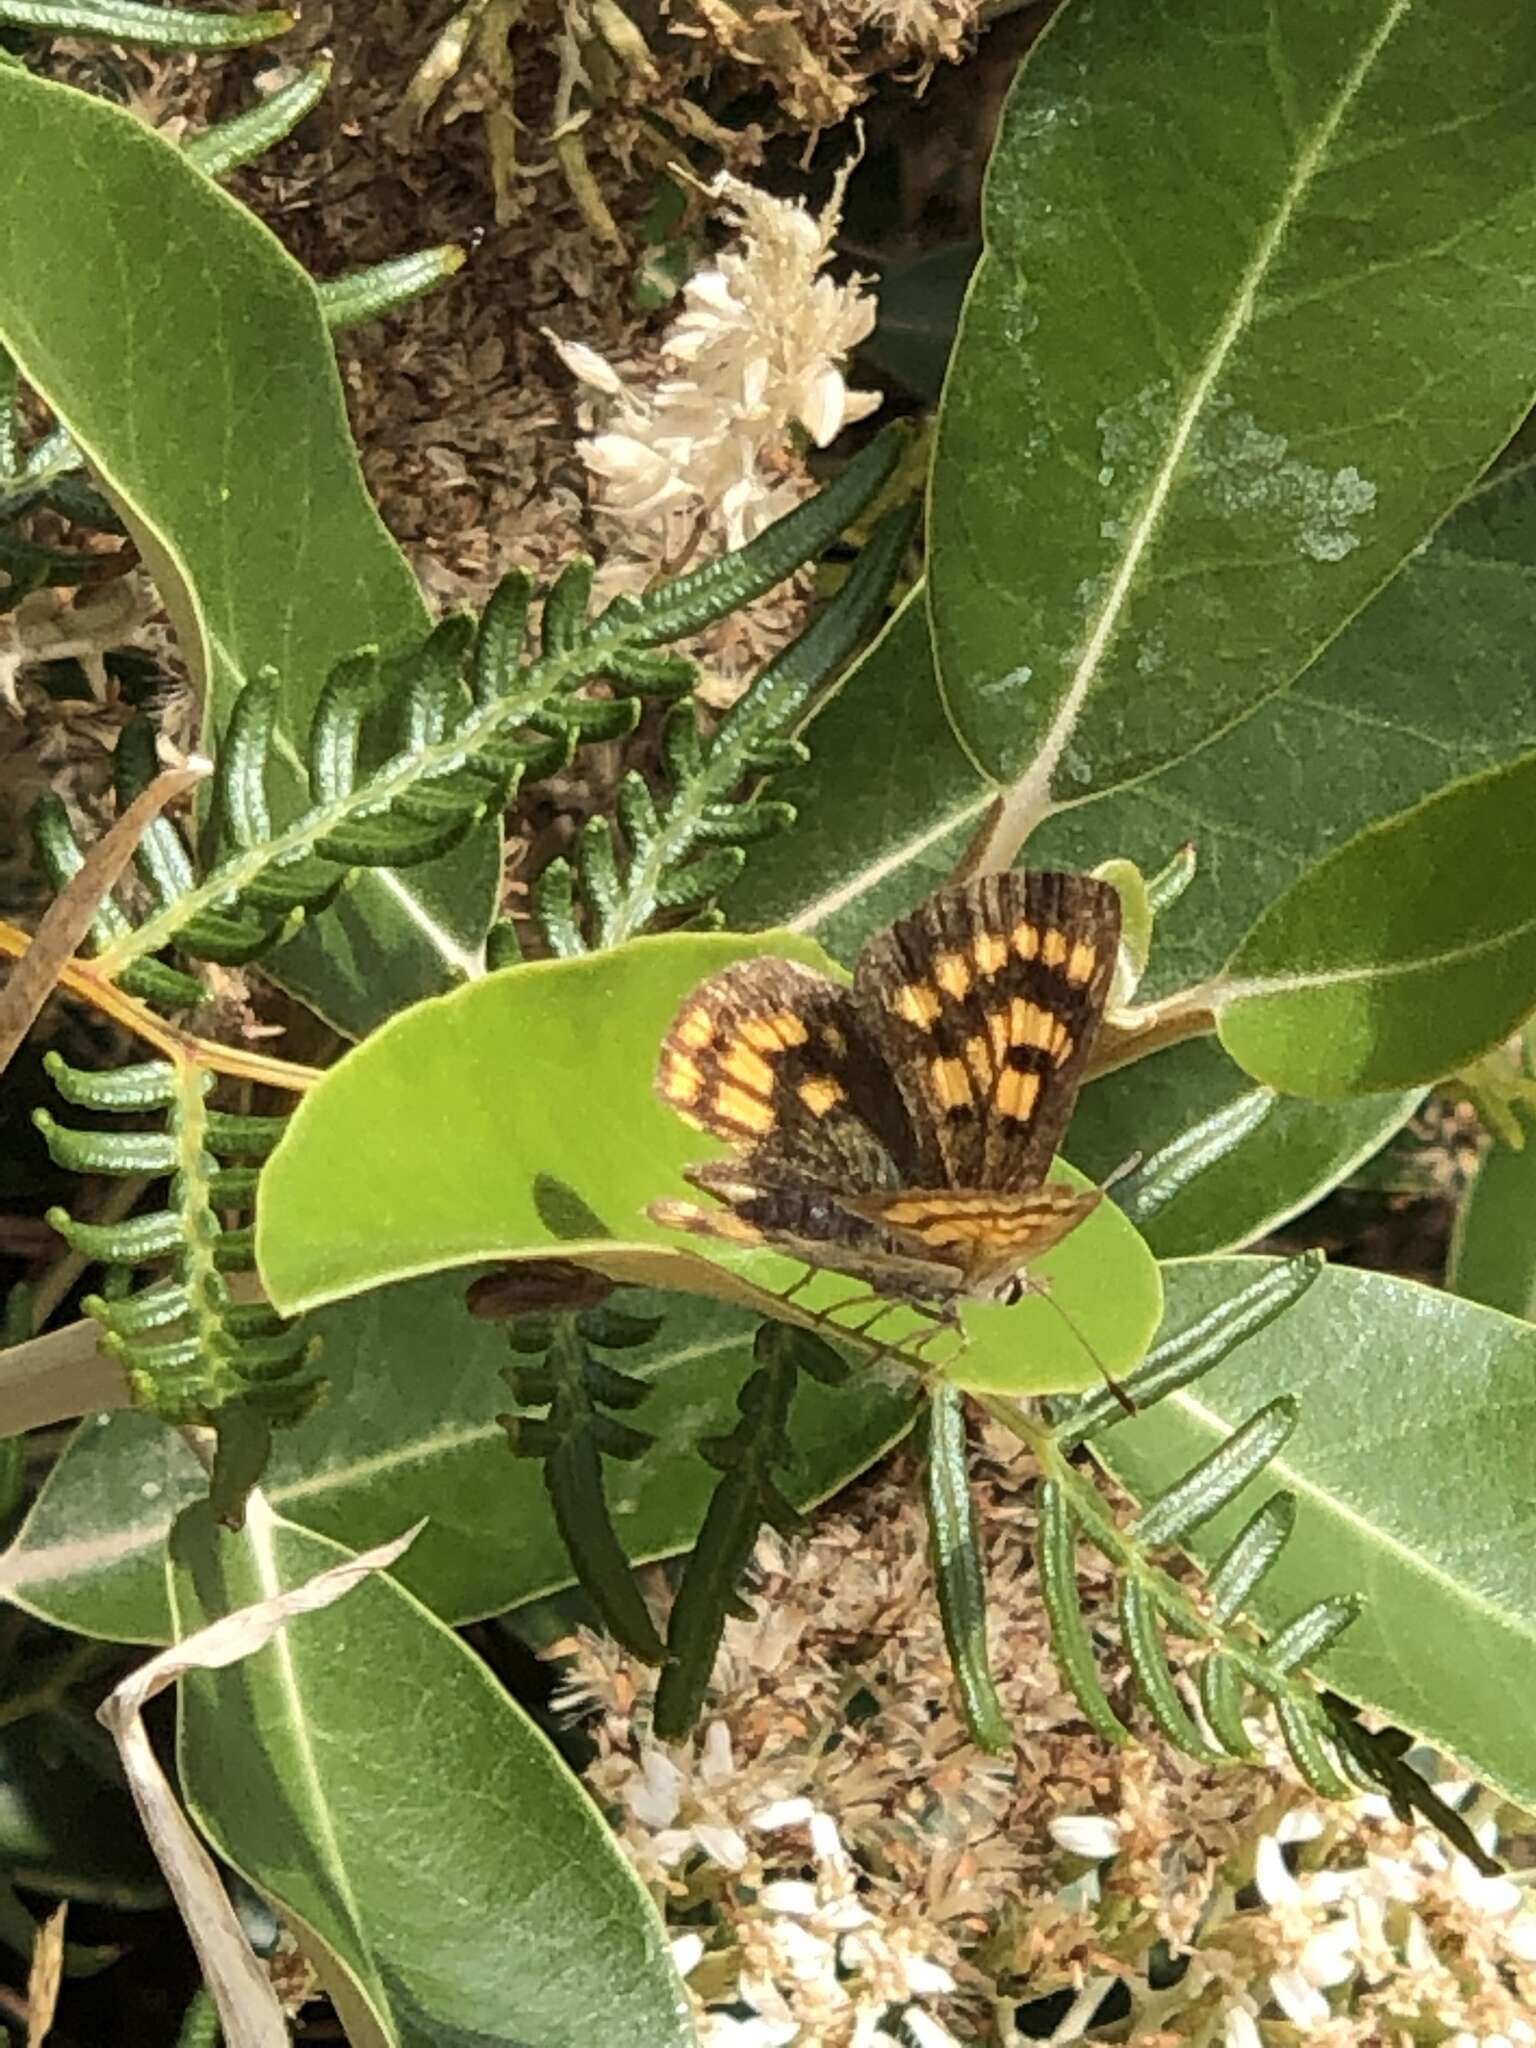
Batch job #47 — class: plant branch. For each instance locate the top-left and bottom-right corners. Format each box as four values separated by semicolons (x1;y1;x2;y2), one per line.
0;924;323;1094
1087;986;1220;1079
0;760;209;1078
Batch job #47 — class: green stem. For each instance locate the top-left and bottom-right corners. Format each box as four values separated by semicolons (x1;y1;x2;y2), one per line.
977;1393;1319;1704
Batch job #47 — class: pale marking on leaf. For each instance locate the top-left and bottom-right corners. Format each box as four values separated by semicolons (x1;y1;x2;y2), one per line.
374;867;487;978
985;0;1414;859
228;1492;378;1965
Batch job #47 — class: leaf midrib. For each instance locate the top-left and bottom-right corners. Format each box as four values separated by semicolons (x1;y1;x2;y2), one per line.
0;1331;742;1596
979;0;1416;850
1219;902;1536;1005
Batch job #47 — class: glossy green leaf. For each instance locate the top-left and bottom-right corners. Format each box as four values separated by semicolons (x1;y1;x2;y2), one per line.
1098;1258;1536;1809
735;464;1536;1002
1216;749;1536;1096
0;1276;914;1643
1066;1040;1422;1256
930;0;1536;828
171;1503;694;2047
720;589;989;957
0;67;496;1033
1449;1137;1536;1321
256;936;1161;1397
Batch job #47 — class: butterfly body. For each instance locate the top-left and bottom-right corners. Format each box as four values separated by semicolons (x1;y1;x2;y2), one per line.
650;871;1121;1309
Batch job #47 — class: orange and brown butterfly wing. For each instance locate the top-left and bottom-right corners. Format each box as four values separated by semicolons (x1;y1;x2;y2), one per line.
846;1182;1102;1293
653;956;936;1194
852;870;1120;1192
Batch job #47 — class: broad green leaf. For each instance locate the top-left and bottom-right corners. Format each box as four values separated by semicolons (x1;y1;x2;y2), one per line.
1098;1258;1536;1811
1066;1040;1421;1257
731;467;1536;1002
0;67;496;1033
257;936;1161;1397
172;1503;694;2048
929;0;1536;835
1449;1138;1536;1321
0;1277;913;1643
1216;749;1536;1096
1032;496;1536;1001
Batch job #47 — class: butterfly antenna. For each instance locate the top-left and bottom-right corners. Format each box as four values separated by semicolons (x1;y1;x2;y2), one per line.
1037;1288;1137;1418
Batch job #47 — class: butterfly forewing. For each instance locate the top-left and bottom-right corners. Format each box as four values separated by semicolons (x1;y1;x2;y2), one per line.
654;955;932;1194
852;871;1120;1194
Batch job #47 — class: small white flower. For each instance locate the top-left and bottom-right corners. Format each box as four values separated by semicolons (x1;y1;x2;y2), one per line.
670;1932;705;1978
1049;1814;1123;1862
903;1956;957;1997
1254;1833;1298;1904
544;331;628;399
693;1822;750;1870
809;1807;852;1871
626;1747;682;1829
1269;1964;1330;2028
1402;1910;1438;1975
549;168;880;590
1275;1807;1326;1844
902;2009;961;2048
750;1796;816;1833
1297;1923;1358;1989
1451;1854;1523;1917
1223;2008;1262;2048
1353;1791;1398;1822
701;1721;736;1782
758;1880;822;1917
769;1917;837;1977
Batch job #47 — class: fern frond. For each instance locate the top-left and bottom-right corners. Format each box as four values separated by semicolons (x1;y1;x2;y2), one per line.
954;1254;1370;1796
500;1303;667;1664
0;0;292;50
1030;1423;1363;1795
29;428;905;1005
545;500;918;951
653;1321;849;1739
33;1052;314;1432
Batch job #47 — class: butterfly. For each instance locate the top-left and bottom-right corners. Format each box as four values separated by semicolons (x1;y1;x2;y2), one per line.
648;870;1121;1313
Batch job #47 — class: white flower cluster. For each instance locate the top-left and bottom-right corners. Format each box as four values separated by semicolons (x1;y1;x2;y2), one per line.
551;172;881;574
629;1723;957;2047
1220;1798;1536;2046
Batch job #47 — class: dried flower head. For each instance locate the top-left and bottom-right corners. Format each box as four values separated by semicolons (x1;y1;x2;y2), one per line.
557;1425;1536;2044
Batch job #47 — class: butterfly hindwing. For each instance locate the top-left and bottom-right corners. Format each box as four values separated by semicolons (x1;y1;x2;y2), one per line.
851;871;1121;1192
